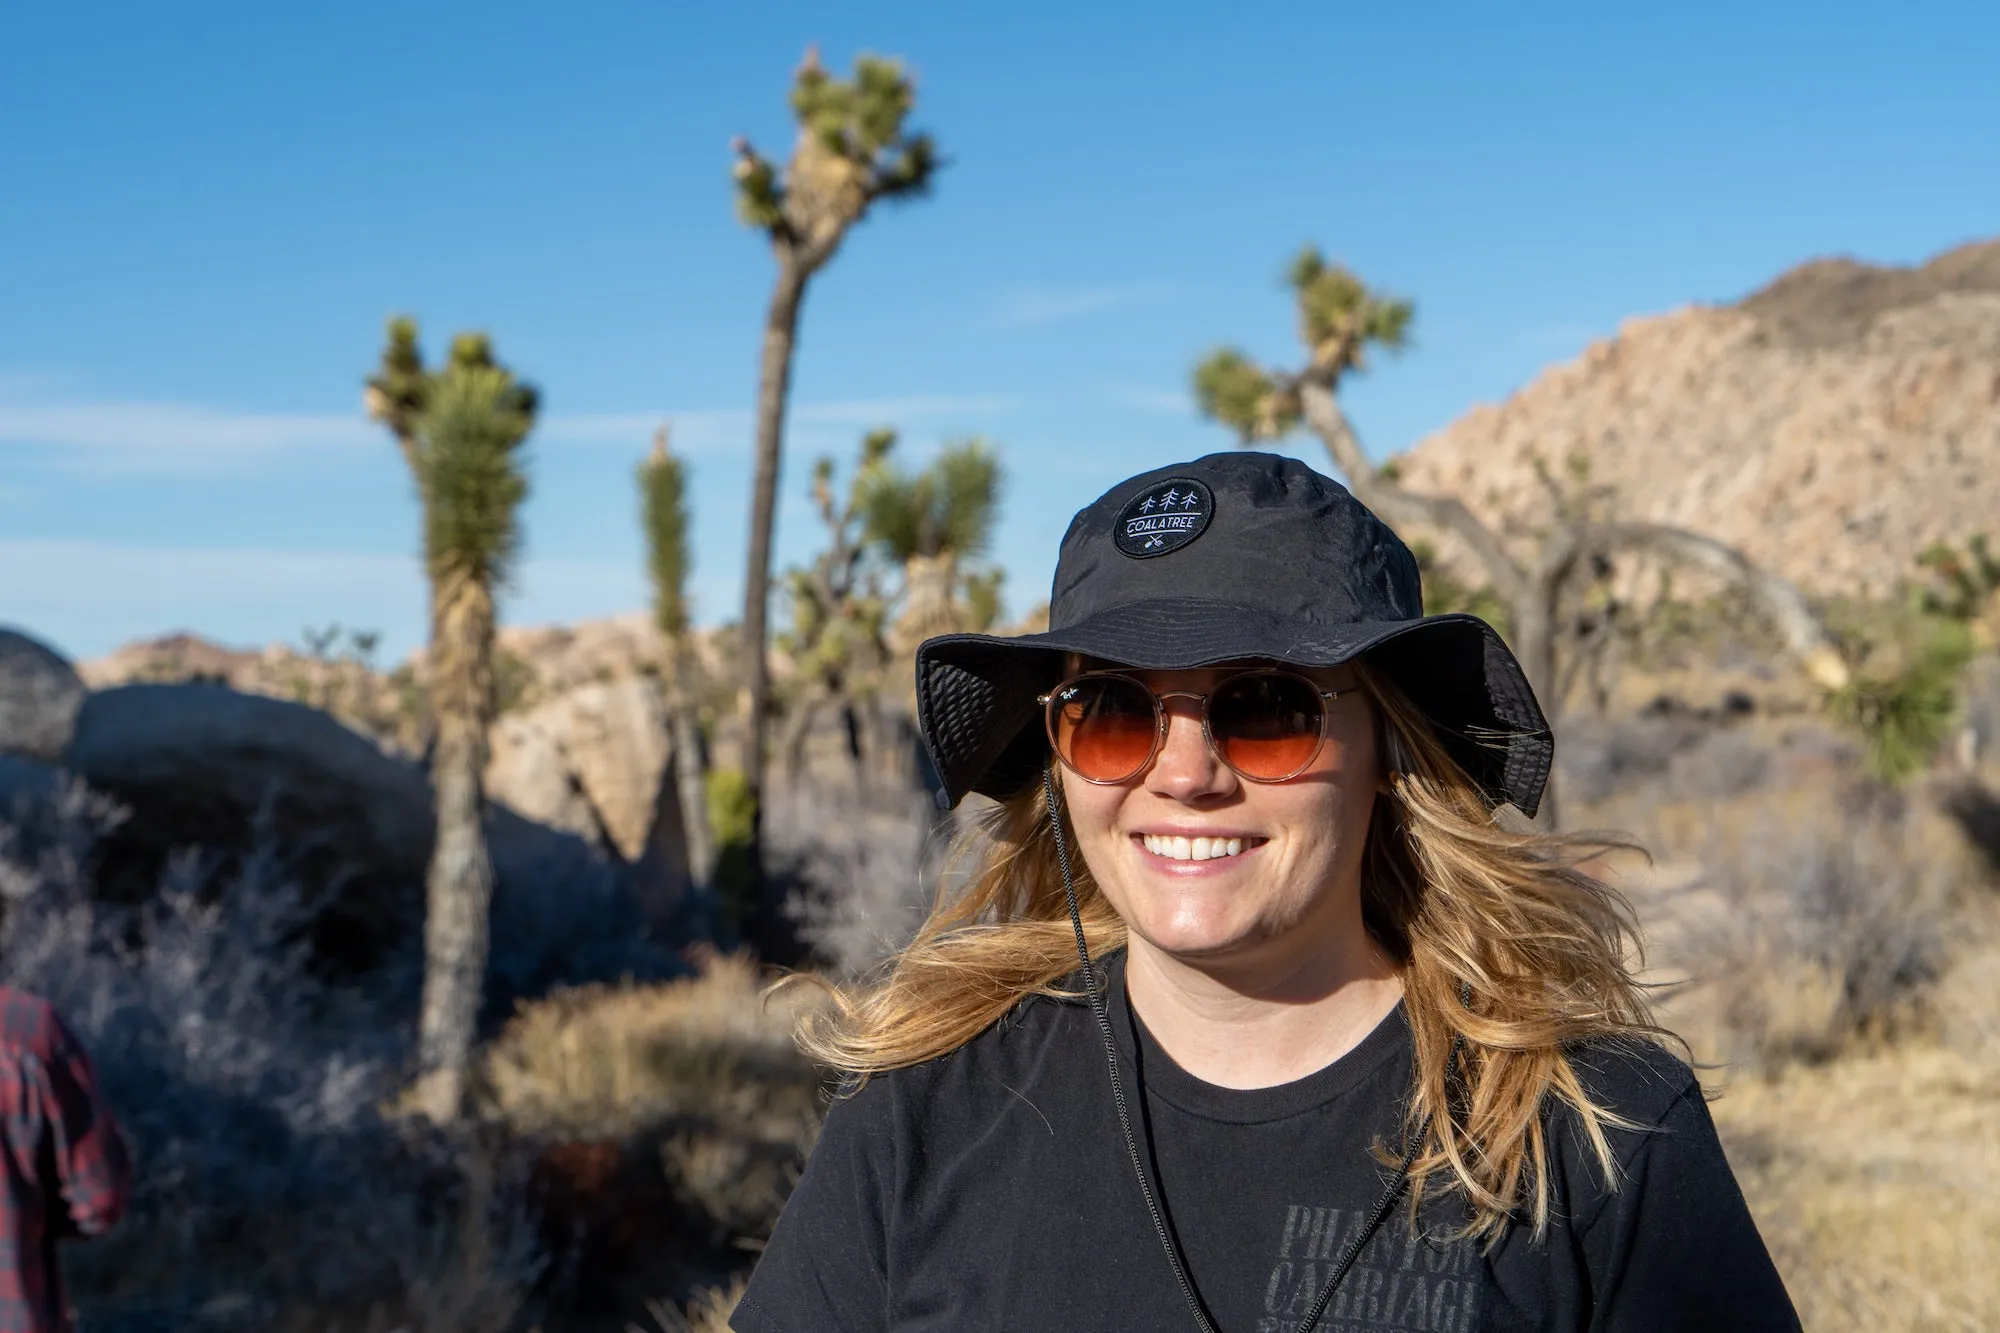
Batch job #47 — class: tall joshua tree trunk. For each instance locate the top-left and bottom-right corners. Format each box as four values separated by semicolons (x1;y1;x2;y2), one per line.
740;254;807;896
416;568;499;1122
371;324;537;1123
727;47;938;926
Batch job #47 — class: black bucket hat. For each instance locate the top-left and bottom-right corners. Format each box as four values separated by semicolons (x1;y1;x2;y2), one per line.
913;450;1554;816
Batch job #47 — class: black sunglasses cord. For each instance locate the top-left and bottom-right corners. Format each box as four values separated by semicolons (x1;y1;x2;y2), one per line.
1042;763;1467;1333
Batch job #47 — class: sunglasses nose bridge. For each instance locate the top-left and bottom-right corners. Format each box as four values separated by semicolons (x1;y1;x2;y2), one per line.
1150;689;1210;738
1151;688;1208;714
1147;693;1234;793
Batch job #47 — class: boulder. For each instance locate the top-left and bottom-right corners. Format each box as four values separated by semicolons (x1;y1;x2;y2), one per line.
0;753;61;824
61;683;649;974
486;675;692;922
488;677;669;861
0;628;87;762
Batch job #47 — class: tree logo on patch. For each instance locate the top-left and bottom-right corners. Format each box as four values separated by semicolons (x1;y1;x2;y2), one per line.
1113;477;1214;558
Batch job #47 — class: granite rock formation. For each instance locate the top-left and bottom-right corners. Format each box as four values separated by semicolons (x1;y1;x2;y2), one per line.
1394;239;2000;598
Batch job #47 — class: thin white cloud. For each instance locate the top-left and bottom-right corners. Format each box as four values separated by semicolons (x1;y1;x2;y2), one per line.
3;537;415;603
989;286;1154;329
0;538;647;663
0;390;1014;476
0;401;377;475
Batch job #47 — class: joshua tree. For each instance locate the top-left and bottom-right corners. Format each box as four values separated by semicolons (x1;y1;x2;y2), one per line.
776;428;896;782
369;320;538;1120
639;425;718;888
857;434;1003;653
730;45;939;905
1194;246;1849;825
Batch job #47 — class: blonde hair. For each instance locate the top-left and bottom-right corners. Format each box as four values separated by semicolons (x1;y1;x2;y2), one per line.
794;659;1669;1239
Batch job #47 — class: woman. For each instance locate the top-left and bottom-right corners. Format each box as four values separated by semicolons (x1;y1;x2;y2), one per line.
735;452;1798;1332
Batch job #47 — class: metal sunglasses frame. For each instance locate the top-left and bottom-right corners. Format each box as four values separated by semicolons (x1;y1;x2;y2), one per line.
1037;667;1349;786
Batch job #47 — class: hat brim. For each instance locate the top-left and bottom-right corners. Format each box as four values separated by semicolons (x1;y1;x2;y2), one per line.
914;596;1552;817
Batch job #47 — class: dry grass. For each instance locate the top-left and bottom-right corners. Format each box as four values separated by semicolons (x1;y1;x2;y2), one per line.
625;1277;748;1333
480;950;824;1141
475;954;828;1323
1711;1033;2000;1332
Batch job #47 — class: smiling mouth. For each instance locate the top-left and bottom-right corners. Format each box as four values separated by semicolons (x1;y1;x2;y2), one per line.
1137;833;1260;862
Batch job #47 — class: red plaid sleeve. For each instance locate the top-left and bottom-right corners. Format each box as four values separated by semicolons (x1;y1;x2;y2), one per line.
37;1009;130;1242
0;990;133;1333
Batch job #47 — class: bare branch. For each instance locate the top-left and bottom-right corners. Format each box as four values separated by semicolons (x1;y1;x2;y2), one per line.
1542;522;1851;692
1296;381;1530;605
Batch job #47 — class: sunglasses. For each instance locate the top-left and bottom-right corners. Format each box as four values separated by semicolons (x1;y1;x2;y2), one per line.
1039;668;1350;786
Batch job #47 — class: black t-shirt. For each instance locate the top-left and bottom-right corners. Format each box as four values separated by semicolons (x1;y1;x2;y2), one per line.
736;952;1798;1332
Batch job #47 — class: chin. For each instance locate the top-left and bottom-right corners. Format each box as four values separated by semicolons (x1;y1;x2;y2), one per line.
1127;902;1263;961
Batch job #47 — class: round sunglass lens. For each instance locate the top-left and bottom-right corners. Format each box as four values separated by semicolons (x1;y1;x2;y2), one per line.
1051;677;1157;782
1210;673;1325;779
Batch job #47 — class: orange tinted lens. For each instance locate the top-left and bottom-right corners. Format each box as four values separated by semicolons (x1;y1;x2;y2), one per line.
1052;677;1157;781
1210;673;1324;779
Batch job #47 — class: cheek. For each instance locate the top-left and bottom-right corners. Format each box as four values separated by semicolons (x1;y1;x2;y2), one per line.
1290;731;1382;847
1056;781;1124;854
1323;712;1381;794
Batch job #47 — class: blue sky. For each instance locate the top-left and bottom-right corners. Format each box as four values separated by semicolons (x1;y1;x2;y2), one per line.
4;1;1996;663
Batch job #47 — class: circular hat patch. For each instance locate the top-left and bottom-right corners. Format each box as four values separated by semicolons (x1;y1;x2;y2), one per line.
1113;477;1214;559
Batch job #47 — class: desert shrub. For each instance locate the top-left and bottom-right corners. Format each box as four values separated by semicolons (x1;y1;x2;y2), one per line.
630;1277;748;1333
1683;791;1955;1069
1558;704;1801;808
482;954;822;1142
0;778;548;1331
481;957;825;1318
1558;711;1714;798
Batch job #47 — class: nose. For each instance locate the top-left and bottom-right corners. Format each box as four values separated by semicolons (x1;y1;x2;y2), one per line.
1144;696;1236;801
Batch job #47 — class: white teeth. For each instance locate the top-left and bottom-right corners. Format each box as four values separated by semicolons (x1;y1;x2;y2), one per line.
1142;834;1249;861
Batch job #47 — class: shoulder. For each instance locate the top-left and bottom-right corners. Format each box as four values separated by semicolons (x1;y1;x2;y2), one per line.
1546;1034;1713;1224
1564;1033;1701;1132
832;989;1091;1138
1537;1039;1799;1325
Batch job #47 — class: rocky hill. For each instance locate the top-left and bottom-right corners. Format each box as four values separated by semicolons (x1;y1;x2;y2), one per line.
1395;238;2000;598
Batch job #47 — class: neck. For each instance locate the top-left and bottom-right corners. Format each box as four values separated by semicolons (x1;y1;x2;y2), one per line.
1121;922;1403;1091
